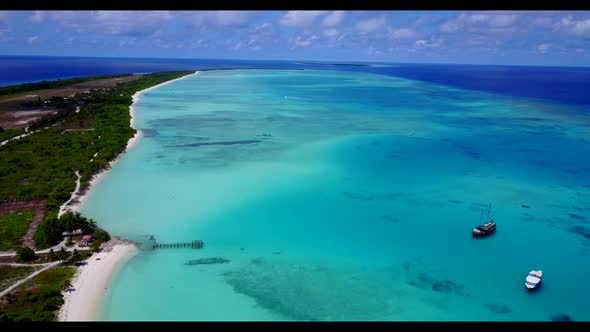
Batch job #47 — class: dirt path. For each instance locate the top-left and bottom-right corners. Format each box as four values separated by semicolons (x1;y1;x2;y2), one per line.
58;170;81;219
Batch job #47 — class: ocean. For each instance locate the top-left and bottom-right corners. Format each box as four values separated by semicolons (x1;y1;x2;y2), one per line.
3;56;590;320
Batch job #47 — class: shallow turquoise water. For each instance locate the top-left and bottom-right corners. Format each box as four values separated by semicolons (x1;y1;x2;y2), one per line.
81;69;590;321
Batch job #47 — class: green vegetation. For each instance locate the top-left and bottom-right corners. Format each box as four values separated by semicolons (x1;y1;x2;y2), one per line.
0;71;194;249
0;211;34;251
0;74;132;98
0;266;76;322
16;247;37;262
0;128;23;142
34;212;96;249
0;266;37;293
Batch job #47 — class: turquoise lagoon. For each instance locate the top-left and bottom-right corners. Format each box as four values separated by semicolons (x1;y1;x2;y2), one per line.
80;69;590;321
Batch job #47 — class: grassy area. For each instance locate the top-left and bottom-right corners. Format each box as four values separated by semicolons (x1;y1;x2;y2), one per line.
0;266;37;293
0;266;76;322
0;128;23;142
0;212;34;251
0;70;195;249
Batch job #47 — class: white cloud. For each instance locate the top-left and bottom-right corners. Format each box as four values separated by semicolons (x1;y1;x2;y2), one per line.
28;35;39;44
43;11;176;36
537;43;551;53
292;34;318;48
556;15;590;37
29;11;44;23
415;39;441;49
390;28;417;39
211;11;254;27
489;14;517;27
323;28;339;37
355;16;387;33
440;12;519;33
280;11;324;27
322;11;345;27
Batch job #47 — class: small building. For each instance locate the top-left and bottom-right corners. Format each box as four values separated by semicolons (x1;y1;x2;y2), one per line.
80;235;93;246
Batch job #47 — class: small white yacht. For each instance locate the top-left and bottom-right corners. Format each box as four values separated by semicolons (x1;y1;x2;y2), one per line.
525;270;543;290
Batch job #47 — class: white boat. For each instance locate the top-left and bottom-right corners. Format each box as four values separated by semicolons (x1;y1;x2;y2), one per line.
525;270;543;290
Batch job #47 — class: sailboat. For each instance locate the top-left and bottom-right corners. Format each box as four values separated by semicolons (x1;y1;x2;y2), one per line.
472;203;496;238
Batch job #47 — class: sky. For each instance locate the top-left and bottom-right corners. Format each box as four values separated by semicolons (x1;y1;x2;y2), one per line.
0;10;589;66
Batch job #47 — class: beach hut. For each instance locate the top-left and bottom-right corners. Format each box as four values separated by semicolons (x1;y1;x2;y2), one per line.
80;235;93;246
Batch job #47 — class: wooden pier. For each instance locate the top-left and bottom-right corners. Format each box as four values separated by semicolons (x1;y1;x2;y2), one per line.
152;240;204;249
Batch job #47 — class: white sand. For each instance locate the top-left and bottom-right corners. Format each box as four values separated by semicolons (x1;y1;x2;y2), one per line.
58;244;139;321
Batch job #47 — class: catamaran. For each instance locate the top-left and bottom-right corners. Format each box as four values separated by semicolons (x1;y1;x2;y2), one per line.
472;203;496;237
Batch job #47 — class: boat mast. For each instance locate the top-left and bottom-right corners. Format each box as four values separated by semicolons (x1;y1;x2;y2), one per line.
479;209;483;226
486;203;492;222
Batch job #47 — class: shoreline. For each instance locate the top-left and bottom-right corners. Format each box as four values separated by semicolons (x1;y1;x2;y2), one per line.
58;71;198;322
66;71;199;215
57;241;139;321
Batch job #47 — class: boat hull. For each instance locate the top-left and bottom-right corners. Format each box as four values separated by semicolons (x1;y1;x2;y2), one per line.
472;228;496;238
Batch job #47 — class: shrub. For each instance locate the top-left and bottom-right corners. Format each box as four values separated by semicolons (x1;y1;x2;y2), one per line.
17;247;37;262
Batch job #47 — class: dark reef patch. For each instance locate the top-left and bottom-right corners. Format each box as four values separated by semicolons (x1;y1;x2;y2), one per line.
222;258;401;321
407;271;465;296
487;304;512;314
551;314;573;322
569;225;590;239
382;215;400;223
568;213;588;223
521;204;531;209
139;128;158;137
382;192;407;200
343;192;375;201
530;160;553;168
522;213;536;221
450;200;464;204
173;140;261;148
572;205;590;212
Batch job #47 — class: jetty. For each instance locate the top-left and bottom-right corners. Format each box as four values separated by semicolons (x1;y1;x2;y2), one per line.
152;239;204;249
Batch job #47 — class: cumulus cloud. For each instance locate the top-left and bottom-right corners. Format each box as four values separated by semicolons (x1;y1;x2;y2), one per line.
291;34;318;48
355;16;387;33
555;15;590;37
280;11;324;27
537;43;551;53
322;11;345;27
390;28;417;39
323;28;339;37
440;12;519;33
415;38;442;49
29;11;44;23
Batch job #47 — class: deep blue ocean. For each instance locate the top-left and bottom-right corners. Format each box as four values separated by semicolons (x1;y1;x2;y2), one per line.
1;55;590;107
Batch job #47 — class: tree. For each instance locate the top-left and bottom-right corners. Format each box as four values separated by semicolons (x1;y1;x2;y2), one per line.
90;239;103;253
57;247;71;263
68;249;82;264
17;247;37;262
48;248;56;261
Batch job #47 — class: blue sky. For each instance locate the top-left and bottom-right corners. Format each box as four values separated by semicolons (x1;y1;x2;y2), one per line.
1;10;589;66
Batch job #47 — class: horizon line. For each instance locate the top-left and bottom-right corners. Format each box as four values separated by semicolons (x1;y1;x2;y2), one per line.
1;54;589;69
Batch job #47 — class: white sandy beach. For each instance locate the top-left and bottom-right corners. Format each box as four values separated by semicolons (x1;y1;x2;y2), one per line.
58;71;198;321
58;243;139;321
